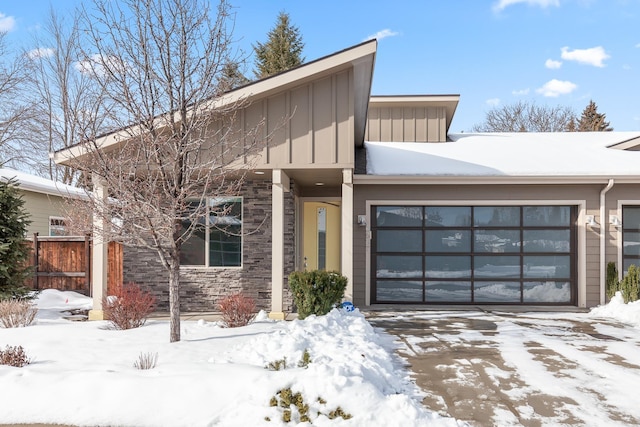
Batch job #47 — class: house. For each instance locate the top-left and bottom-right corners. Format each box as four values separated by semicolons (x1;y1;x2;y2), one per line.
53;40;640;319
0;168;86;237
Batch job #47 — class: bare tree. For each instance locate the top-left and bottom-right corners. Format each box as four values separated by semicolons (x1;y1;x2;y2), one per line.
0;32;34;170
26;8;108;184
472;101;577;132
65;0;265;342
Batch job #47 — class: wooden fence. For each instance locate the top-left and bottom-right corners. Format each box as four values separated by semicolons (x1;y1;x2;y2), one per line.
28;234;123;296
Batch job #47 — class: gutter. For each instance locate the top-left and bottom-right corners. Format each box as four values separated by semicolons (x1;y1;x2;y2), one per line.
600;179;614;305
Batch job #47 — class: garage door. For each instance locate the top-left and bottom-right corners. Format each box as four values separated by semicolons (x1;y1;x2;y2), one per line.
372;205;576;305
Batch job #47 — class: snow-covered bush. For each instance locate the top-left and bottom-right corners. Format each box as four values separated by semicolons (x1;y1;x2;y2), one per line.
218;292;256;327
0;299;37;328
288;270;347;319
103;283;156;330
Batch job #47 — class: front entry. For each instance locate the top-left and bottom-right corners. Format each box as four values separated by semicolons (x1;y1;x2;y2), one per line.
302;201;341;271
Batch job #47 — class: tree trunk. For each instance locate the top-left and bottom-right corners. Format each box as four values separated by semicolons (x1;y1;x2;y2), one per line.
169;260;181;342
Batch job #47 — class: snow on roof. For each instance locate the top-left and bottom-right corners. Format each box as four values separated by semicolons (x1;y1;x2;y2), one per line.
365;132;640;177
0;168;87;198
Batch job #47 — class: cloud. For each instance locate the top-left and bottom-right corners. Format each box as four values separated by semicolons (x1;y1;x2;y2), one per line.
560;46;610;67
364;29;399;42
75;54;128;77
545;59;562;69
512;88;530;95
536;79;577;97
636;43;640;48
486;98;501;107
493;0;559;12
0;13;16;32
27;47;55;60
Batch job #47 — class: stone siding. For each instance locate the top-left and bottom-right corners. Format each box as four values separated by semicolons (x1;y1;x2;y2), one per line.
123;179;295;312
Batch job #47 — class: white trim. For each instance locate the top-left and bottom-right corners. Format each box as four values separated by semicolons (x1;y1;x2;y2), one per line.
364;199;587;307
354;175;640;186
48;216;68;237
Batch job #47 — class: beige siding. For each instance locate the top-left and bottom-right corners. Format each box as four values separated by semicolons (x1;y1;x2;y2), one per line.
21;191;68;237
365;106;447;142
352;183;604;307
223;69;355;169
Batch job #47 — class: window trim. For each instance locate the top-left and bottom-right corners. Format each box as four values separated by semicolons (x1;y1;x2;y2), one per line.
48;216;68;237
619;202;640;277
180;196;243;269
364;199;587;306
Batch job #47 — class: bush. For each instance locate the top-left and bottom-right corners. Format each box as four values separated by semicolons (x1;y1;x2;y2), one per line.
103;283;156;330
218;293;256;328
606;262;621;300
620;264;640;303
133;351;158;370
0;345;30;367
0;299;38;328
288;270;347;320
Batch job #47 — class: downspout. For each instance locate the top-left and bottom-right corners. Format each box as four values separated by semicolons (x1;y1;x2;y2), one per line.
600;179;614;305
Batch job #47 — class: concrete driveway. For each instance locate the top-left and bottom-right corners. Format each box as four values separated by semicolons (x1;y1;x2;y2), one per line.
368;309;640;427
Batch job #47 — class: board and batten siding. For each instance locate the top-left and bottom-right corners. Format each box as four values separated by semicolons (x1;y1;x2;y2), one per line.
365;106;447;143
218;69;355;170
352;183;604;308
21;191;68;236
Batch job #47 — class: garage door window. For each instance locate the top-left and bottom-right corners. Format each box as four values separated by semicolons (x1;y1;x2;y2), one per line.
372;205;576;304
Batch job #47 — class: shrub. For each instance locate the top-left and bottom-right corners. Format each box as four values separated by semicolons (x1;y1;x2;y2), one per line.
606;262;621;300
288;270;347;319
620;264;640;303
0;345;30;367
218;293;256;328
133;351;158;370
103;283;156;330
0;299;38;328
266;358;287;371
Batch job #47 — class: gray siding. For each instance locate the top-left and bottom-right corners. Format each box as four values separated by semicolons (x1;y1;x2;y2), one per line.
21;191;68;237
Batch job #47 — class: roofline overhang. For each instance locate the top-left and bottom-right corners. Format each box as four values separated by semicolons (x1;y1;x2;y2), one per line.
54;39;378;166
368;94;460;135
353;174;640;185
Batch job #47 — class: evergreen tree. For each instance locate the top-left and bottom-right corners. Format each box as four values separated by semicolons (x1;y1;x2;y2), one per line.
253;11;305;79
578;100;613;131
0;178;33;299
218;61;250;92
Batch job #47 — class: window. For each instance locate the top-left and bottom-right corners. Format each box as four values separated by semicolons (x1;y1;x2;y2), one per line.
181;197;242;267
372;205;576;304
49;217;69;236
622;206;640;273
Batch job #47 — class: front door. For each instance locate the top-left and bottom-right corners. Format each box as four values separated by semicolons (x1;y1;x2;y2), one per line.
302;201;341;271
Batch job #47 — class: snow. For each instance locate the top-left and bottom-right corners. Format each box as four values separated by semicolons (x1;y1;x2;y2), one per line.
3;289;640;426
0;290;460;427
365;132;640;176
0;167;87;198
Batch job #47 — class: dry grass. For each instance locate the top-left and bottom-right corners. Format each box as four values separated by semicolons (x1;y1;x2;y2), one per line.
133;351;158;370
0;345;31;367
0;299;38;328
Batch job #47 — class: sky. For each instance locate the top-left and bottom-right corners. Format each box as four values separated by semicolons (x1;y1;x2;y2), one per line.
1;0;639;133
0;288;639;426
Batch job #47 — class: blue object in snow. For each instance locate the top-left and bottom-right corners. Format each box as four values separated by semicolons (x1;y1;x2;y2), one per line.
341;301;354;312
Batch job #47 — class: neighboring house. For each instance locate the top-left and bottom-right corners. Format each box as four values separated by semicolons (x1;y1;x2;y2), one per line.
53;40;640;319
0;168;85;237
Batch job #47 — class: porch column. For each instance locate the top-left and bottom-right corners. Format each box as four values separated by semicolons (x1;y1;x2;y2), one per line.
269;169;289;320
88;173;108;321
341;169;354;301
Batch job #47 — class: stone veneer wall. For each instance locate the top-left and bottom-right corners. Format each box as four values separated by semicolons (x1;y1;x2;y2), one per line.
123;179;296;312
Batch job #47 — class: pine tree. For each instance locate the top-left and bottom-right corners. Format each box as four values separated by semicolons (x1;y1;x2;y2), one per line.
253;11;305;79
0;178;33;299
218;61;250;92
578;100;613;132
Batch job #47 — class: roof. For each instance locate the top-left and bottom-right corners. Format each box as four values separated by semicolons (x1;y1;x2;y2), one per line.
0;168;87;198
364;132;640;178
54;40;377;165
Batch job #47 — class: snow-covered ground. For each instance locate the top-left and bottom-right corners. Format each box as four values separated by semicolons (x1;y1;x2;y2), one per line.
0;290;461;427
1;290;639;426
